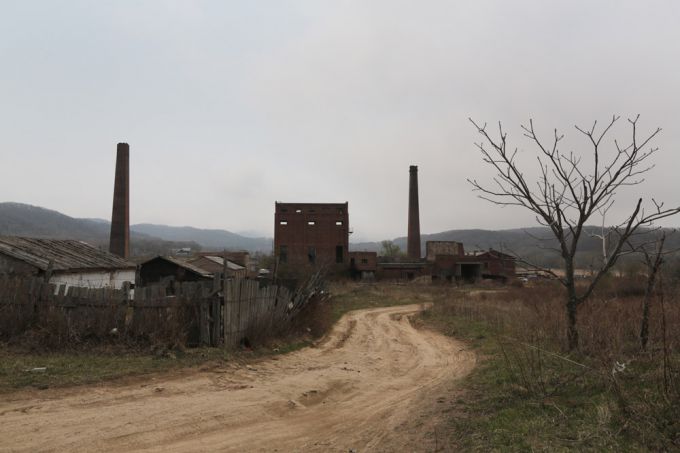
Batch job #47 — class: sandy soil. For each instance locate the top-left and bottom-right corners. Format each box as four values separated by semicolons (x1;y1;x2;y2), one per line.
0;304;475;452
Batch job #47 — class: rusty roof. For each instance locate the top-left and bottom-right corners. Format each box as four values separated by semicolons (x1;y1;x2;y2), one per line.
0;236;136;272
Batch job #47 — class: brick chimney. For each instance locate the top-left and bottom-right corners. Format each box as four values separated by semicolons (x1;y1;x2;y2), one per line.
109;143;130;258
407;165;421;260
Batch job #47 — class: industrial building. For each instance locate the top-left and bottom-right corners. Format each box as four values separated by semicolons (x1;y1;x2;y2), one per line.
0;236;136;289
274;202;349;268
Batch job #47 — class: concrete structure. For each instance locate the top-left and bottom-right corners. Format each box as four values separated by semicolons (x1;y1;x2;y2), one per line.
376;262;428;281
109;143;130;259
274;202;349;268
426;241;464;261
407;165;421;260
0;236;136;289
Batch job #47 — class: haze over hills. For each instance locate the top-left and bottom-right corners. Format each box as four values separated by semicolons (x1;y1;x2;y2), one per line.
131;224;272;253
2;202;677;266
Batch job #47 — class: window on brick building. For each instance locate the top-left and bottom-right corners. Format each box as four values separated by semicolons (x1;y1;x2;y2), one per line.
308;247;316;264
279;245;288;263
336;246;343;263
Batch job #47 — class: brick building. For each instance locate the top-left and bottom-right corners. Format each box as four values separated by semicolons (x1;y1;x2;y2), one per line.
349;251;377;280
274;202;349;268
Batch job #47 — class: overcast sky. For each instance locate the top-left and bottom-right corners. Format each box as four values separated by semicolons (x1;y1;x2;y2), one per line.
1;1;679;241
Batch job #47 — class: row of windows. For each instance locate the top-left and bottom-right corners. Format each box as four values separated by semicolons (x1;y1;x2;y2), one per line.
279;220;344;226
280;208;345;215
278;245;344;264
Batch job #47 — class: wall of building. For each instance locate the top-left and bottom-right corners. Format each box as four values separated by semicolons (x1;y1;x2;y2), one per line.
426;241;464;262
349;251;377;272
0;254;40;275
274;202;349;268
50;269;136;290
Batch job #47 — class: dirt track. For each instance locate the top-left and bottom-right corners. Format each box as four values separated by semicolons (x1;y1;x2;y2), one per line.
0;304;475;452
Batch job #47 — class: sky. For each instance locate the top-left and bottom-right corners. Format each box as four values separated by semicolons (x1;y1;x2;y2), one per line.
1;1;679;241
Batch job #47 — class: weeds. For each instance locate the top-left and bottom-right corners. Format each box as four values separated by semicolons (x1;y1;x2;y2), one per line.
422;279;680;450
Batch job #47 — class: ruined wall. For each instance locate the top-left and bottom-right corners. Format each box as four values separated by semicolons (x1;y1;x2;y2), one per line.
425;241;464;262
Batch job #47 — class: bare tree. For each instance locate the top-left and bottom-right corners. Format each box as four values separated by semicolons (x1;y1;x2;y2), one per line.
628;231;680;351
469;115;680;350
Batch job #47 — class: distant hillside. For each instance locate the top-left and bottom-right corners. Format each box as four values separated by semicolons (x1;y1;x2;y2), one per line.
0;203;201;256
131;224;272;253
3;202;676;265
0;203;109;241
0;202;271;255
351;226;680;268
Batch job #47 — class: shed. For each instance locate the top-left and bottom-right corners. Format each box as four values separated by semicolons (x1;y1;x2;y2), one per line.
138;255;213;286
187;255;247;279
0;236;136;289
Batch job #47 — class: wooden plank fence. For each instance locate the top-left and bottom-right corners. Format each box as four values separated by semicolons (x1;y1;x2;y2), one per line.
0;275;307;348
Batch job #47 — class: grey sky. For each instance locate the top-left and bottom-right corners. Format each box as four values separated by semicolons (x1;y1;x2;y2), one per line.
1;1;679;241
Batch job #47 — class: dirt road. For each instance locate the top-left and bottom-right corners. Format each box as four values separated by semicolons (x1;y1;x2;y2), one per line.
1;304;475;452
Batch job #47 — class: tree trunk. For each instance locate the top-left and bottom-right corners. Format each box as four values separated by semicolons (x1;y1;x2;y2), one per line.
640;259;660;351
565;258;579;351
567;296;579;350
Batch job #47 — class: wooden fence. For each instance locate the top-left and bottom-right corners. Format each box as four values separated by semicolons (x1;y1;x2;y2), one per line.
0;275;311;348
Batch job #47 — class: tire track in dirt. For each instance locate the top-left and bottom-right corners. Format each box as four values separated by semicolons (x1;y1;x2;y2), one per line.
0;303;475;452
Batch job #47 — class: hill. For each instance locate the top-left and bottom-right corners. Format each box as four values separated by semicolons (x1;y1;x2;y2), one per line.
0;203;201;256
131;224;272;253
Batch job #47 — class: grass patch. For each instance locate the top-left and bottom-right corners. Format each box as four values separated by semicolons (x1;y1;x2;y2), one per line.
0;347;228;392
327;281;437;322
0;339;314;393
419;285;680;452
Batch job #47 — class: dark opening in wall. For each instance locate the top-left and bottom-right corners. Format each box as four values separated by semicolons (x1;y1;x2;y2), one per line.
308;247;316;264
279;245;288;263
335;245;343;263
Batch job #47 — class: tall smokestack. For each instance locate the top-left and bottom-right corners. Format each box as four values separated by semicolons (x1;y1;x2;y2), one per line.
109;143;130;259
407;165;421;260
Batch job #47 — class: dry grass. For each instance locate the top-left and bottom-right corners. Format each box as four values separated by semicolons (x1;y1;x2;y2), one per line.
422;278;680;450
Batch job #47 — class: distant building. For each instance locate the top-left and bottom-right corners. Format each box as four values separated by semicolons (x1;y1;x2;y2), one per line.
429;243;516;283
349;251;377;280
426;241;464;261
0;236;136;289
274;202;349;268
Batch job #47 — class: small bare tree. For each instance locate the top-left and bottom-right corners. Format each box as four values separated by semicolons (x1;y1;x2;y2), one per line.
469;115;680;350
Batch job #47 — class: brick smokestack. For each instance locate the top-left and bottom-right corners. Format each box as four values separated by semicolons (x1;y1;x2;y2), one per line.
109;143;130;259
407;165;421;260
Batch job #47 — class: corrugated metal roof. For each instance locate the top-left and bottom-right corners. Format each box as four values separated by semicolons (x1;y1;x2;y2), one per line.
0;236;136;272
